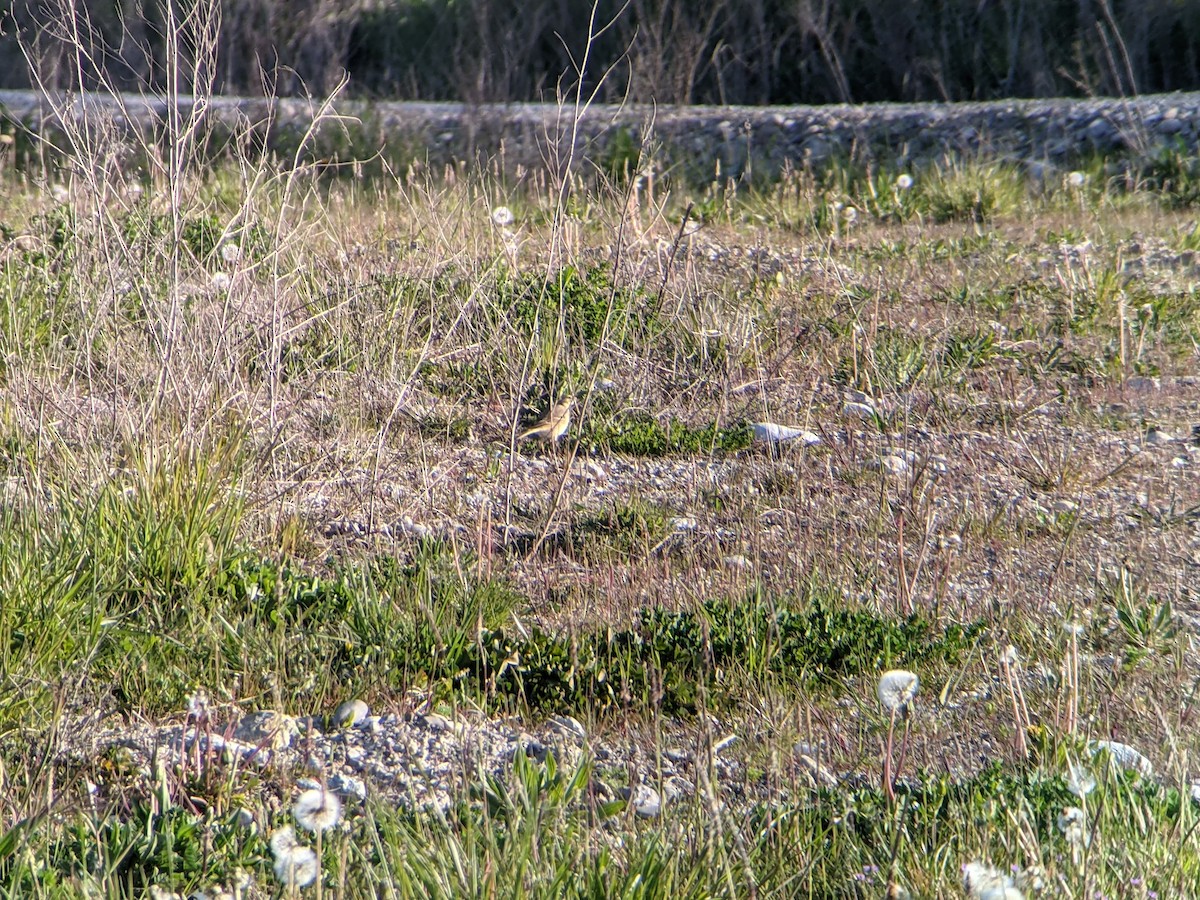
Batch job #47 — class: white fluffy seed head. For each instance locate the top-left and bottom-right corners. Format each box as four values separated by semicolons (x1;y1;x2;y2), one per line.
491;206;515;227
1067;171;1087;188
269;825;298;857
895;173;914;190
877;669;919;713
273;845;318;888
961;862;1024;900
294;788;342;833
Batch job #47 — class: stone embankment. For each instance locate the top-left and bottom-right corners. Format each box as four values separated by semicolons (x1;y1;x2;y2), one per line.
1;89;1197;174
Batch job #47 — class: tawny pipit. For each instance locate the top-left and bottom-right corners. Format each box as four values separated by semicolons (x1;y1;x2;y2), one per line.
517;399;573;442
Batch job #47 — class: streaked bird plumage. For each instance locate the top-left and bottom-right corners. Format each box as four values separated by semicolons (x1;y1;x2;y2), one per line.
518;398;573;442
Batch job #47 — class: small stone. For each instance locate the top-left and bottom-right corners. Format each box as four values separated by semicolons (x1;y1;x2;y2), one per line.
1051;499;1077;514
712;733;738;755
664;747;692;764
620;784;662;818
330;773;368;802
843;402;877;421
233;711;297;750
333;699;369;728
1172;457;1187;469
522;737;549;763
723;554;750;570
750;422;820;445
873;455;909;477
1125;375;1160;392
547;715;587;743
664;776;694;802
1089;739;1154;777
1146;426;1173;445
421;712;453;732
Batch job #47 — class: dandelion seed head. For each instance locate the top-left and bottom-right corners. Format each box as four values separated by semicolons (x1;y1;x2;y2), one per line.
962;862;1024;900
187;690;210;722
1057;806;1089;847
877;669;919;713
491;206;515;227
210;272;231;291
1067;171;1087;188
1067;762;1097;797
269;825;298;857
220;242;241;263
294;787;342;833
272;846;318;888
842;206;858;222
895;173;914;190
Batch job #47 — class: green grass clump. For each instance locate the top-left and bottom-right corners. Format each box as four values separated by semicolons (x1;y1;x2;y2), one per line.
501;265;657;349
437;592;982;715
586;413;752;456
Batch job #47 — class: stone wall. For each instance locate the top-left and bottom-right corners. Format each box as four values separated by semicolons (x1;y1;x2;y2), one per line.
2;90;1197;177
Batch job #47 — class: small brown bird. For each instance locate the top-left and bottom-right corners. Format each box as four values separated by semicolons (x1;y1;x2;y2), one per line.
517;398;573;442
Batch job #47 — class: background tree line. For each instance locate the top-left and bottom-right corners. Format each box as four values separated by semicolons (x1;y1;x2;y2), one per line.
4;0;1200;104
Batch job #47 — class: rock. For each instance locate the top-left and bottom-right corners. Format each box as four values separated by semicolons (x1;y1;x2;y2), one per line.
1146;426;1173;445
723;554;750;570
330;773;368;802
664;776;694;802
619;783;662;818
1051;499;1078;514
1089;739;1153;777
1125;375;1161;392
547;715;587;744
843;402;877;421
233;711;297;750
873;455;909;477
712;733;738;755
750;422;820;445
333;699;369;728
421;712;454;732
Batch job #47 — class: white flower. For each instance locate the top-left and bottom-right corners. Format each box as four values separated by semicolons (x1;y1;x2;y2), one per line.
1067;171;1087;188
491;206;515;227
1067;762;1096;797
294;788;341;833
272;845;318;888
1057;806;1089;846
895;173;914;190
962;862;1024;900
210;272;231;291
220;242;241;263
876;669;919;713
51;184;69;203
